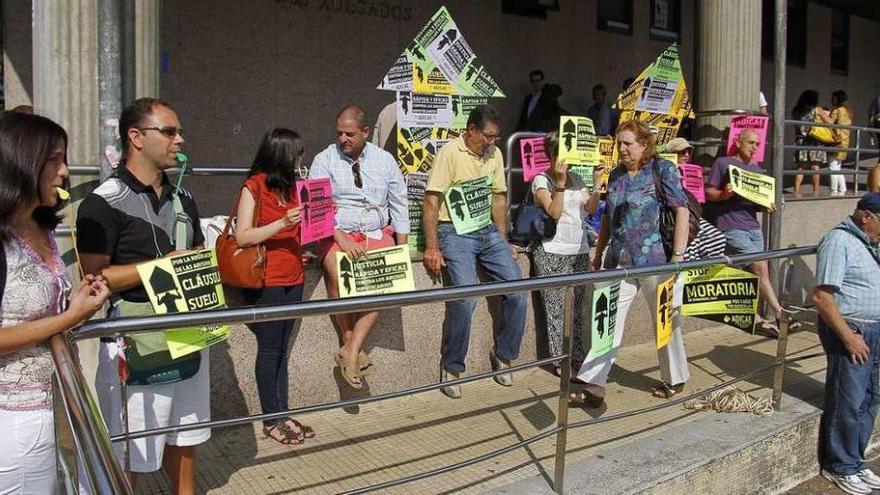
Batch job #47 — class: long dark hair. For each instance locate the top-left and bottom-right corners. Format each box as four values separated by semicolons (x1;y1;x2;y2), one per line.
0;112;69;241
792;90;819;120
249;128;304;198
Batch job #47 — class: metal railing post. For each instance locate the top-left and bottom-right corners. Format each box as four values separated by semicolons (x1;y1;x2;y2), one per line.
771;313;791;411
49;334;132;494
771;256;794;410
855;128;862;194
553;287;575;493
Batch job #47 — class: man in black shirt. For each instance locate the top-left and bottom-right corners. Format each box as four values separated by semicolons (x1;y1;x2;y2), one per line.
77;98;207;495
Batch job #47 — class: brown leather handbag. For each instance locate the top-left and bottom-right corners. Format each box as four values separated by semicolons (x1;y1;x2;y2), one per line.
216;181;265;288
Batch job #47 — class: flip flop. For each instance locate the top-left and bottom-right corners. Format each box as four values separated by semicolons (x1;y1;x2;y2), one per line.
334;353;364;389
756;318;780;338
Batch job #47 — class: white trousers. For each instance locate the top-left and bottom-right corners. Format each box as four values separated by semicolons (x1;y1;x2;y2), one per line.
576;275;690;387
0;407;56;495
829;159;847;194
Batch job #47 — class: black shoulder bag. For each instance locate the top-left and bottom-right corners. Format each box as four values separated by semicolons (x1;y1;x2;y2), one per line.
652;159;702;258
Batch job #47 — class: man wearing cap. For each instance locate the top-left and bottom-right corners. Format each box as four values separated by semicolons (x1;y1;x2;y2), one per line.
705;129;791;335
813;192;880;495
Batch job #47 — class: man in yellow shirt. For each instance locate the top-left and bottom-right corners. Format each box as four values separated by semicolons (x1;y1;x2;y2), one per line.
422;105;527;398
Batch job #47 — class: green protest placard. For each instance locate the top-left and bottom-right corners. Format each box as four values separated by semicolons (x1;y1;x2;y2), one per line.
588;282;620;359
336;245;416;298
729;165;775;208
136;249;230;358
407;173;428;254
682;265;759;332
569;165;595;192
444;174;494;234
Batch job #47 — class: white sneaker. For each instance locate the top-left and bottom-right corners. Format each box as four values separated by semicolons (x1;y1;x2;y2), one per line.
440;369;462;399
857;468;880;489
489;350;513;387
821;469;873;495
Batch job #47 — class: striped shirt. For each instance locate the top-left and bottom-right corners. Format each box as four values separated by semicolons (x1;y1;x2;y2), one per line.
815;218;880;321
684;219;727;261
309;142;410;236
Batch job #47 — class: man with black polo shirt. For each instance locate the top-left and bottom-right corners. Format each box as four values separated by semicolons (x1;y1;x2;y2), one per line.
76;98;207;495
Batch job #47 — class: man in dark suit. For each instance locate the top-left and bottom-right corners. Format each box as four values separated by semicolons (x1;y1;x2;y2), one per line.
516;69;545;132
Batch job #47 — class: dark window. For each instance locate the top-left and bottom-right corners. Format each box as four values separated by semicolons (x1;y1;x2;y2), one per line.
501;0;559;19
650;0;680;41
598;0;632;35
761;0;807;68
831;10;849;75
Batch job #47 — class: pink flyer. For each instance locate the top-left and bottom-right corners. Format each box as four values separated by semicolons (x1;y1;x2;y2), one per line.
726;115;769;163
519;137;551;182
296;178;335;244
679;164;706;203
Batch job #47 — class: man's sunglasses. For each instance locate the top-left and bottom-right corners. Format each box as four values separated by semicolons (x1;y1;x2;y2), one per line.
139;126;184;139
352;160;363;189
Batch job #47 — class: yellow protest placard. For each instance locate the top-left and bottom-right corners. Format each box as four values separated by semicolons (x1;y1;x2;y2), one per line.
558;116;600;165
682;265;760;332
336;245;416;298
729;165;776;208
136;249;230;359
656;275;676;349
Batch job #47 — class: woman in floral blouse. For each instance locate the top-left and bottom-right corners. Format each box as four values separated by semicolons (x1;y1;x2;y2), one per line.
571;120;691;407
0;112;109;494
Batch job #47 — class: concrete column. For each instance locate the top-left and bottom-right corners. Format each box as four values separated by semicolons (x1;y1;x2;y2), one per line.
134;0;161;98
33;1;102;394
33;0;99;167
3;2;33;109
694;0;762;154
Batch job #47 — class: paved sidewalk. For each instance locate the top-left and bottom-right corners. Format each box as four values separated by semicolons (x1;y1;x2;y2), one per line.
137;326;827;494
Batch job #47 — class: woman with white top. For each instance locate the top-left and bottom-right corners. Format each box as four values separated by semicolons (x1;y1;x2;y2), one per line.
531;131;600;374
0;112;109;494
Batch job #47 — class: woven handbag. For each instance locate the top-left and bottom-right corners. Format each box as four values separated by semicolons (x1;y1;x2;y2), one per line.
215;181;265;289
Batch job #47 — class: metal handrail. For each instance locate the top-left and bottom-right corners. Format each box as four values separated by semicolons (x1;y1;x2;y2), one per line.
784;119;880;133
49;334;132;494
52;245;817;494
71;246;815;340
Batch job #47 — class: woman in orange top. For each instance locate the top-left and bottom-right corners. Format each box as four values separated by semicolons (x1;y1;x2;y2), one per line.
235;128;313;446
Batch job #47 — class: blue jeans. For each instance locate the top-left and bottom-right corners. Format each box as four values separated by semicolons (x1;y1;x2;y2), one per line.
243;285;304;427
723;228;764;255
438;223;527;374
819;318;880;475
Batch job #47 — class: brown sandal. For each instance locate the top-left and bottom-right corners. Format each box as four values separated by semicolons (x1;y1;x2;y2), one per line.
651;382;685;399
262;423;304;445
568;384;605;408
285;417;315;439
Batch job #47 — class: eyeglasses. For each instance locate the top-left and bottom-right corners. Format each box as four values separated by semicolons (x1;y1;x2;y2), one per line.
351;160;363;189
480;130;500;143
139;126;184;139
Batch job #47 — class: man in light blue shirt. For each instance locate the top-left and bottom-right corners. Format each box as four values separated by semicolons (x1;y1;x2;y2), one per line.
814;192;880;495
310;105;409;390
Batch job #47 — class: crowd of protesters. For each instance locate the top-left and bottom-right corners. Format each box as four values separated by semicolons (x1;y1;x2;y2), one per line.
1;71;879;494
